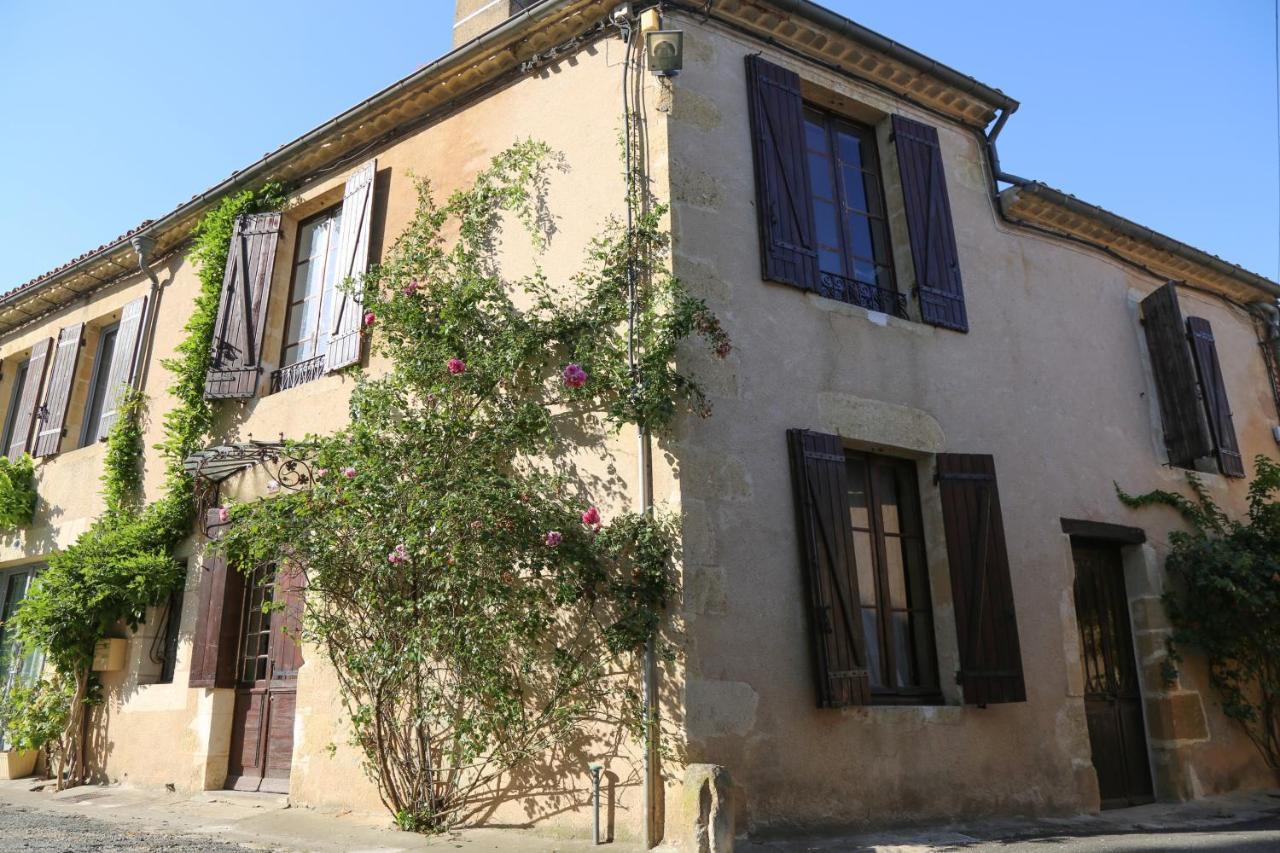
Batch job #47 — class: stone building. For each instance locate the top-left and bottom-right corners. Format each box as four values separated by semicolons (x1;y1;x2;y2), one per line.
1;0;1278;848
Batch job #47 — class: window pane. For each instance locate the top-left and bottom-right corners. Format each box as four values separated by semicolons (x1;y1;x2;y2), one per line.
853;530;877;608
819;250;843;276
804;117;828;153
862;607;883;687
836;130;863;166
85;328;118;444
847;457;870;529
841;165;869;214
884;537;908;609
873;463;900;534
808;152;835;201
814;200;840;253
847;214;874;264
892;611;914;687
853;259;877;286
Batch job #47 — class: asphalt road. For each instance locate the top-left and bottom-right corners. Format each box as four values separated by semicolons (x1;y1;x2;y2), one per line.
934;815;1280;852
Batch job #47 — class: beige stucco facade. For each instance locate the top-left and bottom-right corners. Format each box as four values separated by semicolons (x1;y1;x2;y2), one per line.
2;1;1278;848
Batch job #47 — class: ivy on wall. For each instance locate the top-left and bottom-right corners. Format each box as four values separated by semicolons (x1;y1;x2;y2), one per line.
0;454;37;533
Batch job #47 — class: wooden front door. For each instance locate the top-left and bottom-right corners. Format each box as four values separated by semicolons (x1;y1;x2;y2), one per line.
226;564;304;794
1072;542;1154;808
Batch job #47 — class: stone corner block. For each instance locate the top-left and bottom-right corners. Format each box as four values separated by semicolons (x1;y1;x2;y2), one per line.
675;763;735;853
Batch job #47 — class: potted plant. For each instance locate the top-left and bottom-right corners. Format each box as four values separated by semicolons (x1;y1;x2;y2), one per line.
0;675;71;780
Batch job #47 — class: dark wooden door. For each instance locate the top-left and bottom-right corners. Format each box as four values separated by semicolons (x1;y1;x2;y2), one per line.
226;564;304;794
1072;543;1153;808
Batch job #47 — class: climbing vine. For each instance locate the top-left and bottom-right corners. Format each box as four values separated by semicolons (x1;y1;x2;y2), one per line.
219;141;727;830
5;183;287;785
0;454;36;533
1119;457;1280;776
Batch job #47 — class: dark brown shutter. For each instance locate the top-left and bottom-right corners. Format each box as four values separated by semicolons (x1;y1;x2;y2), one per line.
270;566;306;677
189;510;246;689
937;453;1026;705
1187;316;1245;478
1140;282;1214;468
892;115;968;332
326;159;376;372
787;429;871;707
95;295;148;438
205;212;282;399
6;338;51;460
746;56;818;292
32;323;84;458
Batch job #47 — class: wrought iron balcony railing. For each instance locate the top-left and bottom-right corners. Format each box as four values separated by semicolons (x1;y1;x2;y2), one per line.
816;271;908;319
270;354;327;394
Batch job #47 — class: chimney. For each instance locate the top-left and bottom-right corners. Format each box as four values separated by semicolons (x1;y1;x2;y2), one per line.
454;0;532;47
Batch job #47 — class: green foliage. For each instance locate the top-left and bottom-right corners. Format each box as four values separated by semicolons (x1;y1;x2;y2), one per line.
0;672;73;755
220;141;724;830
101;388;146;516
1119;456;1280;772
0;454;37;533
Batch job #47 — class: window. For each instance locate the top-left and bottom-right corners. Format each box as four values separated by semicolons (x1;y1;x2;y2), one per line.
80;323;119;447
0;566;43;750
804;109;897;308
282;207;344;372
153;582;185;685
1;359;30;455
845;452;939;701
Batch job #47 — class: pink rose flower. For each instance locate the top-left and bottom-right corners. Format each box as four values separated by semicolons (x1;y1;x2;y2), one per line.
363;311;376;327
581;506;601;528
343;467;357;479
402;281;420;297
217;506;230;525
388;543;409;565
562;363;588;389
447;358;466;375
545;530;563;548
315;467;328;478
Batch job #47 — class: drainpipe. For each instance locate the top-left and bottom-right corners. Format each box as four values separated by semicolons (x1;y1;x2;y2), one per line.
129;234;163;393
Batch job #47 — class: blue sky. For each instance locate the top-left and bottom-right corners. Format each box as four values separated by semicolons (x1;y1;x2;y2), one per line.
0;1;1275;289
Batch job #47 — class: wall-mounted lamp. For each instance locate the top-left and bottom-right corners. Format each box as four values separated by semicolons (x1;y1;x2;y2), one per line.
645;29;684;76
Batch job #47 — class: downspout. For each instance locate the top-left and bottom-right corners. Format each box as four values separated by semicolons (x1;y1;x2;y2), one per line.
129;234;163;392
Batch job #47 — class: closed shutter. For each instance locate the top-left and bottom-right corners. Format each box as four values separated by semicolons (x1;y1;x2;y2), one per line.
746;56;818;292
270;566;306;677
189;509;247;689
1187;316;1245;478
787;429;872;707
937;453;1026;705
1140;282;1214;468
326;159;376;372
6;338;51;459
892;115;968;332
205;212;282;399
32;323;84;458
95;295;148;439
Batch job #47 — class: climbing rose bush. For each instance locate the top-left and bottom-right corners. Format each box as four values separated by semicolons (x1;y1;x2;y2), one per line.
220;141;727;832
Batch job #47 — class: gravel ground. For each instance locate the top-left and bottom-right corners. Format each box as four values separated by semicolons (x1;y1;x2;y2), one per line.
0;803;260;852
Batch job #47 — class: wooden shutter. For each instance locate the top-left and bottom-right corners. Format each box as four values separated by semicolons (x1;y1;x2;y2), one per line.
270;566;306;678
189;511;246;689
1140;282;1214;469
746;56;818;292
205;212;282;399
6;339;51;460
32;323;84;458
1187;316;1245;478
787;429;871;707
937;453;1026;705
95;295;148;439
326;159;377;372
892;115;968;332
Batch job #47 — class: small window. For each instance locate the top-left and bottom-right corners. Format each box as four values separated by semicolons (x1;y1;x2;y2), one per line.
1;360;30;455
845;451;939;701
281;207;344;374
0;565;43;750
153;583;185;685
80;323;119;447
804;108;899;313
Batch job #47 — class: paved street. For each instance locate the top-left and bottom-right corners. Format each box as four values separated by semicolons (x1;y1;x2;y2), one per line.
1;779;1279;851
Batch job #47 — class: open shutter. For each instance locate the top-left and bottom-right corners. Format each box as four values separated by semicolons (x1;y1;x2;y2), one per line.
1140;282;1214;468
787;429;871;707
6;339;51;460
326;159;377;372
892;115;968;332
1187;316;1245;478
205;212;282;399
746;56;818;292
95;295;148;439
937;453;1026;705
32;323;84;458
189;509;246;689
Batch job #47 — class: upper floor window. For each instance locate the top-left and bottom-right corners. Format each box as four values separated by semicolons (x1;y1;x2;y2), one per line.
1;359;30;456
81;322;119;447
282;207;344;371
803;109;896;303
